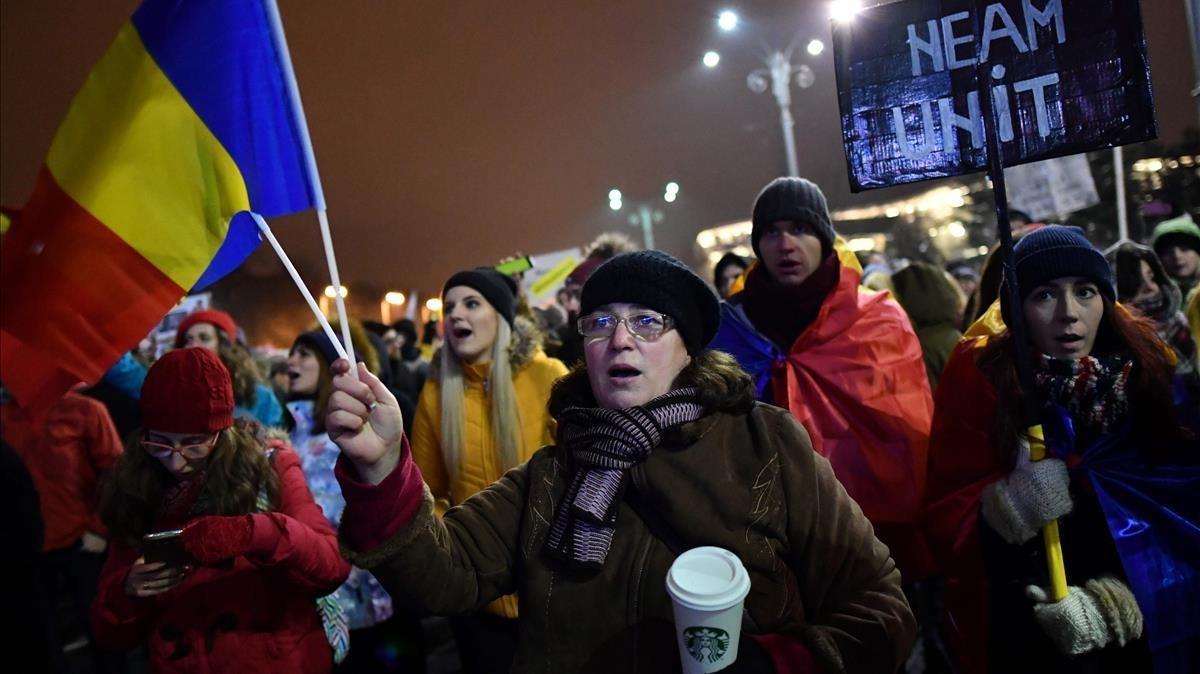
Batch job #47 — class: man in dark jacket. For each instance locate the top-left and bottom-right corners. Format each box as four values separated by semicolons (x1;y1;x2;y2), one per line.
709;177;934;580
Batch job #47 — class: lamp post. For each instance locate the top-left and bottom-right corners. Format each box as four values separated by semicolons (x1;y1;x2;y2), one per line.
745;45;816;177
608;182;679;249
706;11;828;177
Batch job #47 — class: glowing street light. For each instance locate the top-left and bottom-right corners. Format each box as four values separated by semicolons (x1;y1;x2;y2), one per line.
425;298;442;313
717;10;739;32
830;0;862;23
607;182;678;249
323;285;349;298
717;13;827;177
381;291;406;323
702;51;721;68
608;188;623;211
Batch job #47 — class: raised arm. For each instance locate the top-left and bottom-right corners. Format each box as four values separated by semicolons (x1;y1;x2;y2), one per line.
326;359;526;615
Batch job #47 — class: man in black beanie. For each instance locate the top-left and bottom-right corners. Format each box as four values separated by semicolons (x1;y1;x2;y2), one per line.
709;176;934;581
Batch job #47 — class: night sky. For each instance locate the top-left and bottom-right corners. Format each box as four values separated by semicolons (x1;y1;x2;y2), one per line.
2;1;1196;345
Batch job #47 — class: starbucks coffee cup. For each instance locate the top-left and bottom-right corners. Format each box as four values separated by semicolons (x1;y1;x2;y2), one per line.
665;546;752;674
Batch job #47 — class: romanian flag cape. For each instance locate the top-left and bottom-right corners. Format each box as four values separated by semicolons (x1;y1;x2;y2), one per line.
0;0;318;413
925;314;1200;674
710;245;934;575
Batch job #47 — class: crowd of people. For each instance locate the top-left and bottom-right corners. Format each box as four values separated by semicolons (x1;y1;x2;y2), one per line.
4;175;1198;674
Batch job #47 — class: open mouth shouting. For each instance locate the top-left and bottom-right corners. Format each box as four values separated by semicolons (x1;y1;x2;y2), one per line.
606;363;642;386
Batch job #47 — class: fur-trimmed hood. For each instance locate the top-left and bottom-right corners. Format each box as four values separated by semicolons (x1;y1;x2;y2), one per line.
428;314;545;380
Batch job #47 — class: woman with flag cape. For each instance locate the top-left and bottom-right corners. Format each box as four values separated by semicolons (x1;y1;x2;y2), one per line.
923;226;1199;674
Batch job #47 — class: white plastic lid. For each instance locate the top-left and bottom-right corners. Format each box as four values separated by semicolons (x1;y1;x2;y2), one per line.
665;546;751;611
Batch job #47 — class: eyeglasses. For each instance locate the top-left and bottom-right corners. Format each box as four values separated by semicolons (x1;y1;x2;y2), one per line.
577;311;674;341
140;433;220;460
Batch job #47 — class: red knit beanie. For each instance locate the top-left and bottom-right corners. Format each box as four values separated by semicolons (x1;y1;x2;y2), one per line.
141;348;235;433
174;309;239;348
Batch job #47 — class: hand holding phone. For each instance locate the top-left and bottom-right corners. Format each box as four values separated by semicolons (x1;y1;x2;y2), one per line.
142;529;190;567
125;557;187;598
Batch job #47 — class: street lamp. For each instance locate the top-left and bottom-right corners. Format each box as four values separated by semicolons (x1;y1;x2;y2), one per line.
608;182;678;249
829;0;863;24
320;285;349;317
711;15;827;177
381;291;405;324
717;10;738;32
702;50;721;68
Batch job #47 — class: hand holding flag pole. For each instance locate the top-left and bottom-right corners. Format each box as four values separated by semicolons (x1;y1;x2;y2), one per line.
971;9;1068;603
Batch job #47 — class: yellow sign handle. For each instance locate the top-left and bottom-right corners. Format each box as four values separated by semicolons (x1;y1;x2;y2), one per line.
1027;424;1069;601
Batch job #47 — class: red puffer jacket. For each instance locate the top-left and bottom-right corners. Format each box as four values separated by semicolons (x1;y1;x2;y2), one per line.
91;446;350;673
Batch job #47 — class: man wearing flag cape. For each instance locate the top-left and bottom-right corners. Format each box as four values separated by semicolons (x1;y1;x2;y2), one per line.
708;177;935;581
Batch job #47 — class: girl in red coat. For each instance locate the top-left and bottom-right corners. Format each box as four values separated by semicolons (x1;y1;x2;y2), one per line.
91;347;351;673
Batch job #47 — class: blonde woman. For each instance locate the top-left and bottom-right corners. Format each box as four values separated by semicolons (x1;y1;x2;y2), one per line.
410;267;566;673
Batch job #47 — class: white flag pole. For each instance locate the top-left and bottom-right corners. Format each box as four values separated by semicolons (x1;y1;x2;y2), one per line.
251;215;348;361
263;0;359;377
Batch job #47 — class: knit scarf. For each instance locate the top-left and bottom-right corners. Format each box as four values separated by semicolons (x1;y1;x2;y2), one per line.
740;253;841;351
1033;353;1133;435
544;387;706;570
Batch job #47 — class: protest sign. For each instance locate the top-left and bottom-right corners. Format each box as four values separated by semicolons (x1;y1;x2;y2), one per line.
526;248;583;303
1003;153;1099;221
833;0;1156;191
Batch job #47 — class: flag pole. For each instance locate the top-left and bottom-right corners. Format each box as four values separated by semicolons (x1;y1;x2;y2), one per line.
1113;146;1130;242
252;215;349;362
262;0;359;378
971;9;1068;602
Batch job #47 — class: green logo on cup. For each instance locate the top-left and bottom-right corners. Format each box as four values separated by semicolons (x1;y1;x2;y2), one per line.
684;626;730;663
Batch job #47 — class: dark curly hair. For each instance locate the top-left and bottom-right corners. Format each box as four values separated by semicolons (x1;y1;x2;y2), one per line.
99;420;279;548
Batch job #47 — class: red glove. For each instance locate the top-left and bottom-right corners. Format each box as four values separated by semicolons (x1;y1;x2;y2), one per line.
181;515;255;565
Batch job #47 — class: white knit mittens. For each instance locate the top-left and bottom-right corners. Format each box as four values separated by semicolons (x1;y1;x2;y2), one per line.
1026;576;1144;655
981;440;1073;544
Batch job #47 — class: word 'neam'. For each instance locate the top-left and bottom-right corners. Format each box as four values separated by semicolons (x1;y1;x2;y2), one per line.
893;0;1065;160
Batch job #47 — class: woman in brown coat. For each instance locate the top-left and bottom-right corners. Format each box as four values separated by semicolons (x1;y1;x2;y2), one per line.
324;251;914;673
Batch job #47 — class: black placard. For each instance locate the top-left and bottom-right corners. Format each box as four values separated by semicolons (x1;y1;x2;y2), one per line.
832;0;1157;192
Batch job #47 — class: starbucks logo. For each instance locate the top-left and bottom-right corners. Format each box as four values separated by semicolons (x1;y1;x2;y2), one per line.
683;626;730;663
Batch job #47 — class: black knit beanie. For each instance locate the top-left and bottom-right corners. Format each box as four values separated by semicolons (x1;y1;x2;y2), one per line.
580;250;720;354
751;177;836;259
1000;225;1115;324
442;267;518;326
293;329;364;366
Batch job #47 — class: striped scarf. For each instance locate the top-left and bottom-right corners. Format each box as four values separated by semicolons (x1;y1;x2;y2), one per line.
1034;353;1132;435
545;387;706;570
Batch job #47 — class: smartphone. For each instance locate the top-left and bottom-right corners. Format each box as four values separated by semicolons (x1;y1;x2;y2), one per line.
495;256;533;275
142;529;188;567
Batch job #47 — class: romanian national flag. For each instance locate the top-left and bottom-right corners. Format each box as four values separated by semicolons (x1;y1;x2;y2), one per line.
0;0;319;412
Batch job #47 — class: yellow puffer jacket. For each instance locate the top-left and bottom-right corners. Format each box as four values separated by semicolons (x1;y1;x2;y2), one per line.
410;318;567;618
